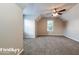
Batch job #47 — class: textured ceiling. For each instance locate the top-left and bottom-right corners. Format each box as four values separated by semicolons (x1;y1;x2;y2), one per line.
17;3;29;9
17;3;77;16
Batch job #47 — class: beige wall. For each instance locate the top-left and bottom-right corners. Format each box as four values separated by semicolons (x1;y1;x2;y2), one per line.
0;4;23;49
62;4;79;42
37;17;65;36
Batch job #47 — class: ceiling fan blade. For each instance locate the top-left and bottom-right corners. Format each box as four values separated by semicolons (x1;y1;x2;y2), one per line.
58;9;66;12
58;12;62;15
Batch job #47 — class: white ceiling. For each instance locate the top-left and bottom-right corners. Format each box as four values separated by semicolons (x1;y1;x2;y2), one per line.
17;3;30;9
17;3;77;16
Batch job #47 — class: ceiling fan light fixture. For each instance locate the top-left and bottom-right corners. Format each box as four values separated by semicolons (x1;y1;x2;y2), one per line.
53;9;56;13
52;13;59;17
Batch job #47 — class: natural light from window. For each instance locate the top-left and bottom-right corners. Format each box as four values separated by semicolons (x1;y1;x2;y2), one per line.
47;20;54;32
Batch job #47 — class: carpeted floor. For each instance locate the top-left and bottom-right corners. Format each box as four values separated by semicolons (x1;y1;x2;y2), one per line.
23;36;79;55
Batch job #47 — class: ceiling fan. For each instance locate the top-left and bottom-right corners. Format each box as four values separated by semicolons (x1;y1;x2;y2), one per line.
52;8;66;16
43;8;66;17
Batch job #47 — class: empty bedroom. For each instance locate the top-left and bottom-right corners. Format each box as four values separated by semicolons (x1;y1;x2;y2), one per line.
22;3;79;55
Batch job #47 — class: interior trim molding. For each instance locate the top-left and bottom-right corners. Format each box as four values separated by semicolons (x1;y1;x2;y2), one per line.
24;35;35;38
64;35;79;42
38;34;64;36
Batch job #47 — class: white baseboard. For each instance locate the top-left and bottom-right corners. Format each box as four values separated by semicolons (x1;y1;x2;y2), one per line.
24;35;36;38
64;34;79;42
38;34;64;36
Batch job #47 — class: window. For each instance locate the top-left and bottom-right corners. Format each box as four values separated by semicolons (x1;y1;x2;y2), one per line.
47;20;54;32
24;19;35;35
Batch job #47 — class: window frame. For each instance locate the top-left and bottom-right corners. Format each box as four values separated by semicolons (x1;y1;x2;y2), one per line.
47;20;54;32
